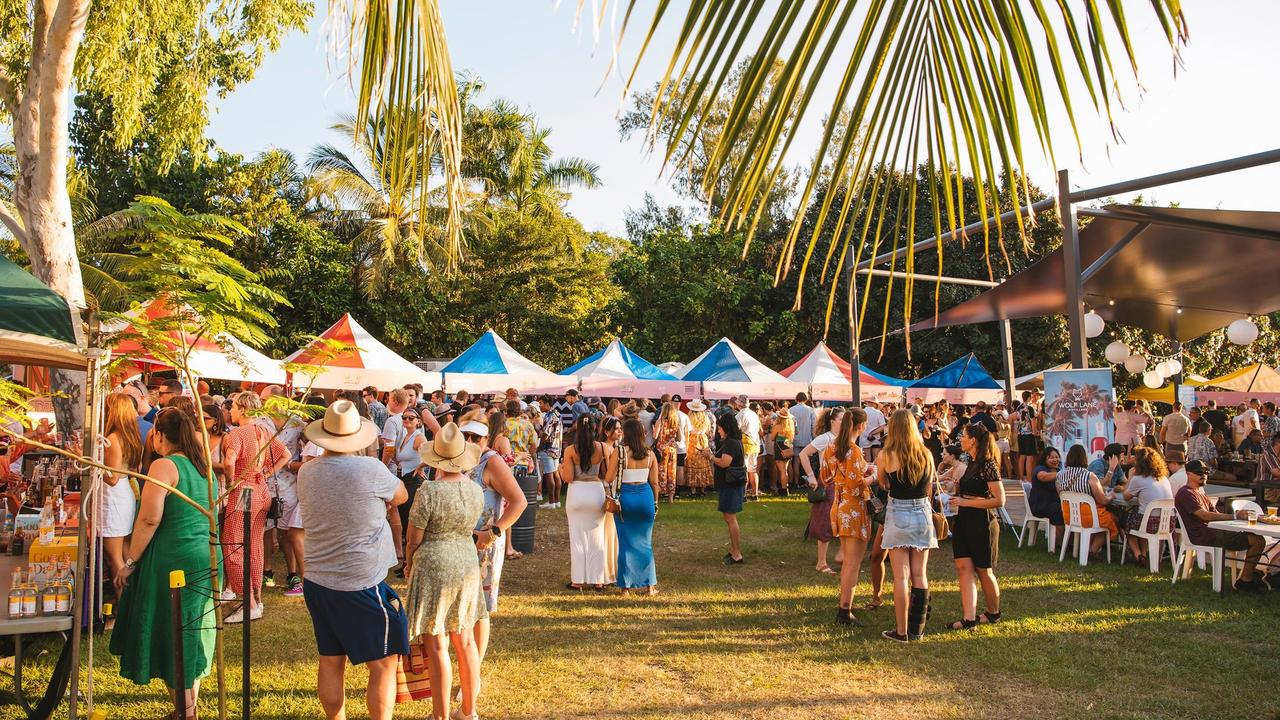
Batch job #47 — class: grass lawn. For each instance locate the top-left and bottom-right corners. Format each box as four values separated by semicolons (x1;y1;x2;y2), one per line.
4;496;1278;719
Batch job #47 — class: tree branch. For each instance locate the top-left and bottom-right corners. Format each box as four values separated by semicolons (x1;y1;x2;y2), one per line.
0;199;28;247
0;69;19;117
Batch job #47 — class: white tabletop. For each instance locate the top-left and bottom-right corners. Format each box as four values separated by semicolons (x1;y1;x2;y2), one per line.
1204;484;1254;499
1207;519;1280;539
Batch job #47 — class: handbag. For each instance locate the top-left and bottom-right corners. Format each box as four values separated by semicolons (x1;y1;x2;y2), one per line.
806;481;827;504
266;496;283;521
603;443;623;515
930;473;950;541
395;638;432;703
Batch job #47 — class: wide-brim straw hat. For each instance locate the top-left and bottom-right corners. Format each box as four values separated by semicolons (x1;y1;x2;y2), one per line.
304;399;378;453
687;399;708;413
420;422;483;474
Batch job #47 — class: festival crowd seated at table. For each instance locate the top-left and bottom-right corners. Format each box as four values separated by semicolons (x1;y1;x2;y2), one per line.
1174;460;1269;592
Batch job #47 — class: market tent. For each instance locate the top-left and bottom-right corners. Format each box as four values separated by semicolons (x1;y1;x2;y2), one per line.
1125;375;1209;404
1204;363;1280;393
0;255;83;368
678;338;802;400
781;341;902;402
908;205;1280;342
561;339;691;397
908;353;1004;404
561;339;677;380
442;330;573;395
1002;362;1072;391
106;299;286;385
285;313;438;391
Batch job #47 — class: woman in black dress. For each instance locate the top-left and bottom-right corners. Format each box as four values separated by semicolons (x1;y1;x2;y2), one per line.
704;414;747;565
948;423;1006;630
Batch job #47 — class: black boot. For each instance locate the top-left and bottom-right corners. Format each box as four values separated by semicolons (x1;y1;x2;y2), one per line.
835;606;852;625
907;587;929;640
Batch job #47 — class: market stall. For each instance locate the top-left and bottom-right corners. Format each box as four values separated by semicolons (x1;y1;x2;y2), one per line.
442;330;575;395
677;338;804;400
285;313;440;391
781;341;903;402
0;254;95;718
562;339;694;398
907;353;1005;404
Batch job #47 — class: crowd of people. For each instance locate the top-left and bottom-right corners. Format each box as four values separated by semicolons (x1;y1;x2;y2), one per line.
69;375;1280;719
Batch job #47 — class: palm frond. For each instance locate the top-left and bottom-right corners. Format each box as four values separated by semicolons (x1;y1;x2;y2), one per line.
611;0;1187;341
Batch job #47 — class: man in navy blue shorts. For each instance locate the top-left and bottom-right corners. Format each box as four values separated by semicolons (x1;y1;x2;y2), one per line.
298;400;410;720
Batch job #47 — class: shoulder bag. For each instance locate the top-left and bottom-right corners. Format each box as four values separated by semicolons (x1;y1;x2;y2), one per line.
930;471;951;541
603;442;623;515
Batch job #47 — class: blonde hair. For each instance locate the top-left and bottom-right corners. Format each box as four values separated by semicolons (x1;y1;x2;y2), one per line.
233;391;262;412
774;413;795;440
105;393;143;471
882;408;934;485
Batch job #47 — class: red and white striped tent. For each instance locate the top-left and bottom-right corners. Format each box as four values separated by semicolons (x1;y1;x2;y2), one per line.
781;341;902;402
105;298;287;385
285;313;439;391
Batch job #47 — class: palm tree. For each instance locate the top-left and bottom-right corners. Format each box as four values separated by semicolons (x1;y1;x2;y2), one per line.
342;0;1187;328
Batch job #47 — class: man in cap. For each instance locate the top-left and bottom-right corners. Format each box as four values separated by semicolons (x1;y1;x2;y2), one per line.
1174;459;1267;592
297;400;409;719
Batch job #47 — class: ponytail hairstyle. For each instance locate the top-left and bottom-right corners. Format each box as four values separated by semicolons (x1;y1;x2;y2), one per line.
576;414;599;471
153;406;210;479
815;406;846;437
835;407;867;461
963;422;1000;467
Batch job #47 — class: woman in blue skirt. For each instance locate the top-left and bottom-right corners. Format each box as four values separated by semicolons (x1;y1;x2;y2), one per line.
613;418;659;594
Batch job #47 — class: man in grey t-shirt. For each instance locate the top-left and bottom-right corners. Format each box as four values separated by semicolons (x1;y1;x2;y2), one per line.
297;400;408;720
789;392;817;487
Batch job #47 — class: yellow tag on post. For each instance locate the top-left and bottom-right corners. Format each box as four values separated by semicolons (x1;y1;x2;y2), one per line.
169;570;186;589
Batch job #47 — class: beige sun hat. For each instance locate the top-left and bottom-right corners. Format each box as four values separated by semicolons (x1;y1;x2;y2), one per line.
304;399;378;453
419;422;483;474
687;399;708;413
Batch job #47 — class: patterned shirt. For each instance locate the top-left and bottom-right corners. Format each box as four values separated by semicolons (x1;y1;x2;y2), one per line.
539;410;563;457
1259;414;1280;447
506;417;538;466
1186;433;1218;466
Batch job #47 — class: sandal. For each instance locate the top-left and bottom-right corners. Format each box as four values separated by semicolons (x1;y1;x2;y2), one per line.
505;550;524;560
565;582;584;591
947;618;978;631
816;565;837;575
861;598;884;610
980;611;1001;624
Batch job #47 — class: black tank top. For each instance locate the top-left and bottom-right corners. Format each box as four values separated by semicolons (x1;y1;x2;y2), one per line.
886;468;929;499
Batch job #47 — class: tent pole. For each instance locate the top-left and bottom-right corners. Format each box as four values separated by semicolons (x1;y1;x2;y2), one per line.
999;319;1016;407
847;242;861;405
1059;169;1088;369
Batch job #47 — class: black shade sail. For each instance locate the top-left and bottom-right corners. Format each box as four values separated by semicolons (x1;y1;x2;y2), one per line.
908;205;1280;342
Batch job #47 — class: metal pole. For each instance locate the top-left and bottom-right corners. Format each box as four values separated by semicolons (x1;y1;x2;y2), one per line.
240;486;253;720
856;268;999;288
1059;169;1088;368
846;242;861;405
1170;339;1183;406
998;319;1017;407
171;571;188;720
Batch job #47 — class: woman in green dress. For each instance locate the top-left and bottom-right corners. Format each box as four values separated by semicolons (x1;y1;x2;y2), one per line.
110;407;220;717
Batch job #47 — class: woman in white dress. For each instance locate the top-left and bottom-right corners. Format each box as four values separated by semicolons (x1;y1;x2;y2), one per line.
560;414;614;589
102;393;144;583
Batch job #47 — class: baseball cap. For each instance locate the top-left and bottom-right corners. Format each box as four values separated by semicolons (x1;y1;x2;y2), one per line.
1185;459;1209;476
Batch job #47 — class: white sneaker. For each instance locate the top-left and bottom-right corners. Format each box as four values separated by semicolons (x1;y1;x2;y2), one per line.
224;606;245;624
539;502;554;509
249;603;264;621
555;502;562;509
219;589;237;602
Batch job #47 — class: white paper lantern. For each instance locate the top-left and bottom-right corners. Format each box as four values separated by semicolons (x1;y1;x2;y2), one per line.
1124;355;1148;374
1142;371;1163;389
1167;359;1183;376
1104;341;1130;365
1154;360;1172;378
1227;318;1259;346
1083;311;1105;338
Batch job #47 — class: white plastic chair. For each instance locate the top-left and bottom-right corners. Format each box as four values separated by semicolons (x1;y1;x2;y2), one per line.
1058;491;1112;566
1018;482;1057;552
1171;511;1225;592
1120;498;1177;574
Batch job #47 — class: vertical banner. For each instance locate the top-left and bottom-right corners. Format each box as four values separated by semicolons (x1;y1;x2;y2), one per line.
1043;368;1115;461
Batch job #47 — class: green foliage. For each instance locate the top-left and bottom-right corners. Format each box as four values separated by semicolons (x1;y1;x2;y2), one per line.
6;0;312;171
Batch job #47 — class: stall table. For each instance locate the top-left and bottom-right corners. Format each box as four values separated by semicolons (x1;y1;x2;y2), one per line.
0;554;73;713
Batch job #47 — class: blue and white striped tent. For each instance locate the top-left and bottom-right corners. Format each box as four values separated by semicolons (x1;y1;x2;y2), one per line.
561;339;678;381
442;330;571;394
676;338;789;383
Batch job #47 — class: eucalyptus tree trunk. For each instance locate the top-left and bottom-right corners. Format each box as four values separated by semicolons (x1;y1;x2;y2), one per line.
3;0;92;430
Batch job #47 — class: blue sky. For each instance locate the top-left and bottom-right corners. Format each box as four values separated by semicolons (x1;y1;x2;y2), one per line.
207;2;1280;238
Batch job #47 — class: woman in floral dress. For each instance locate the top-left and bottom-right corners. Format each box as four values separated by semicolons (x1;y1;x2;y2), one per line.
653;403;681;503
827;407;870;627
683;400;715;496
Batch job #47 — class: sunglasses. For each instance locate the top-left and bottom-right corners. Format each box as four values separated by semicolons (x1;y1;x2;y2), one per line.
403;415;419;421
463;433;482;442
